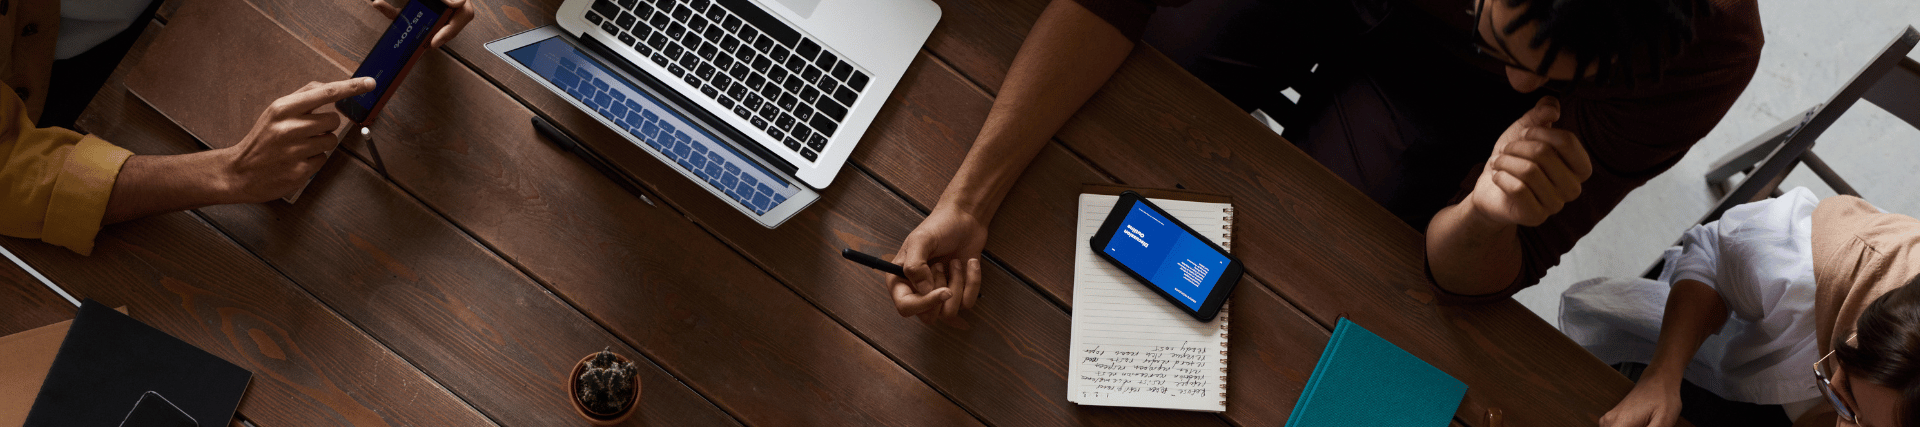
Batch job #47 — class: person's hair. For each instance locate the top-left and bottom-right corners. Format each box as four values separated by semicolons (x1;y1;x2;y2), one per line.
1498;0;1709;85
1835;274;1920;427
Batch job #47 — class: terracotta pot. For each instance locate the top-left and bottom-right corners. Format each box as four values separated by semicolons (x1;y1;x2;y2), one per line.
569;352;640;425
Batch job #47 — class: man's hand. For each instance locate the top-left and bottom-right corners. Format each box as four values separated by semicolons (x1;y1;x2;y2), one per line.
887;206;986;326
1464;96;1592;227
213;78;375;204
372;0;476;48
1597;379;1683;427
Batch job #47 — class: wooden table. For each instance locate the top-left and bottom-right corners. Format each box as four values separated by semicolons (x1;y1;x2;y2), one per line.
0;0;1659;425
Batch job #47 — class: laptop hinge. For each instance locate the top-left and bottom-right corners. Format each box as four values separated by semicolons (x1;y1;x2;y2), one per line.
576;33;802;176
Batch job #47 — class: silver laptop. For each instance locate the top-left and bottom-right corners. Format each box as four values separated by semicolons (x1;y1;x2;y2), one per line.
487;0;939;227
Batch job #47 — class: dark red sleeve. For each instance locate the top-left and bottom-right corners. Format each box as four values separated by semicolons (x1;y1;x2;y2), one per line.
1067;0;1186;40
1435;0;1764;305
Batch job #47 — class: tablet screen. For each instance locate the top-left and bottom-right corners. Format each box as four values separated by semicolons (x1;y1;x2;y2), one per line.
1101;200;1230;310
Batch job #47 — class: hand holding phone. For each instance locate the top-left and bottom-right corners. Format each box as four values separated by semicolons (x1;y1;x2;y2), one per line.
1089;191;1243;321
337;0;455;125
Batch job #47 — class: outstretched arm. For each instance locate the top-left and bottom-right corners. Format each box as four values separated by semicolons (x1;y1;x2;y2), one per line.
886;0;1137;325
1597;279;1729;427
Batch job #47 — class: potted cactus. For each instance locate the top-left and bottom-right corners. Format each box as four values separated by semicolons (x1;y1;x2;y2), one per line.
569;348;640;425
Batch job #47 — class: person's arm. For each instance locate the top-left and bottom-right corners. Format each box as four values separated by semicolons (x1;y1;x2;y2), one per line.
885;0;1136;324
1596;279;1729;427
100;78;376;224
1427;96;1591;296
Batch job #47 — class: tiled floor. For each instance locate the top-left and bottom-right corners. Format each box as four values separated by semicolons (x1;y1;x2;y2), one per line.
1512;0;1920;327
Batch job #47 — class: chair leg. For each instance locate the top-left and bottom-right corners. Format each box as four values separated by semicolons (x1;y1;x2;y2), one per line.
1801;151;1862;198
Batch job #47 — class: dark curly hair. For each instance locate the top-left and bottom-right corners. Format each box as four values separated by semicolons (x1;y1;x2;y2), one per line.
1835;274;1920;427
1498;0;1709;85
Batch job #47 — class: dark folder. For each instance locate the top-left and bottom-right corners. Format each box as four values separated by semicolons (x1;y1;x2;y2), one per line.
22;300;251;427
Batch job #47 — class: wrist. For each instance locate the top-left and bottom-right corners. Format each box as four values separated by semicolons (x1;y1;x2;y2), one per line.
186;148;241;205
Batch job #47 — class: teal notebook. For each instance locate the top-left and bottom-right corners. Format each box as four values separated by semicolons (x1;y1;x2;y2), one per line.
1285;318;1466;427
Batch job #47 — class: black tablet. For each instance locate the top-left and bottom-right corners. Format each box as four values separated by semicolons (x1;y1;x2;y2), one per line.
1089;191;1242;321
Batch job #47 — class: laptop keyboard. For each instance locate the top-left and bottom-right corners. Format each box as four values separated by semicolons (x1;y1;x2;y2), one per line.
549;54;792;214
586;0;873;163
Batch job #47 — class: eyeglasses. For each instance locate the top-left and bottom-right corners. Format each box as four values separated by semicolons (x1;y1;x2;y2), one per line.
1467;0;1536;73
1815;350;1861;423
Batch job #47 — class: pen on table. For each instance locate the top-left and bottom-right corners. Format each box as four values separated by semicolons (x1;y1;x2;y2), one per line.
841;249;906;277
531;115;656;207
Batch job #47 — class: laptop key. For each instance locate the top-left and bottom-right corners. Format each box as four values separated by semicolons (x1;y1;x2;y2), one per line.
759;103;780;119
677;50;699;68
808;114;838;136
650;53;670;66
716;0;798;45
649;11;670;27
665;22;686;39
634;42;653;56
600;21;620;36
847;71;868;91
794;39;821;62
781;75;803;93
798;86;819;103
586;11;605;25
792;104;814;122
679;30;701;47
757;80;780;99
776;93;798;112
636;3;655;17
711;73;732;89
695;63;716;80
688;0;709;10
737;25;759;43
833;86;857;106
687;15;709;33
790;127;813;144
728;62;750;79
656;0;677;10
816;51;838;73
799;65;822;85
830;60;853;81
799;148;818;161
671;5;692;21
752;34;773;53
697;42;718;61
700;84;718;98
733;106;752;118
592;0;620;17
713;54;734;70
768;128;786;141
617;32;636;47
716;94;735;108
742;93;764;110
726;82;749;99
766;67;788;84
616;11;637;30
784;55;806;73
615;0;637;8
744;73;765;90
750;54;772;72
632;24;654;40
720;35;741;52
733;41;755;59
703;25;725;43
769;45;790;63
682;73;701;87
818;78;840;99
750;116;769;130
806;133;828;151
722;15;742;32
783;137;803;151
775;113;796;131
647;32;668;49
666;64;686;77
705;4;725;20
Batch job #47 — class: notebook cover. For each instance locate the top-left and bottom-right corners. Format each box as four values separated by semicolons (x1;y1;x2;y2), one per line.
1285;318;1465;427
22;301;250;427
0;307;127;426
122;0;354;202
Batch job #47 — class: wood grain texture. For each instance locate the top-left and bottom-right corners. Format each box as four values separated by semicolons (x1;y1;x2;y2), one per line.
242;0;1230;424
0;260;75;335
1;221;496;427
871;0;1650;424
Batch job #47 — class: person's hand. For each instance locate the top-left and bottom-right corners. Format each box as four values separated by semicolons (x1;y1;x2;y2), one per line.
887;205;987;326
372;0;476;48
1464;96;1592;227
211;78;375;203
1597;379;1683;427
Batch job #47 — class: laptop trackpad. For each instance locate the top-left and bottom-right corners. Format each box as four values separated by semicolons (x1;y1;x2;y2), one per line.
769;0;819;19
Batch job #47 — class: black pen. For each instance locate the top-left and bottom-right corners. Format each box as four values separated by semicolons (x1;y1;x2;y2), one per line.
531;115;655;207
841;248;906;277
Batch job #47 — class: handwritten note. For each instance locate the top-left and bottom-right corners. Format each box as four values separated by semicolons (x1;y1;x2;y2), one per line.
1067;194;1229;412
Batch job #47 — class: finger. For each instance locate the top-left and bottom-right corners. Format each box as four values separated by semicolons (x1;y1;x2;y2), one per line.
1543;128;1592;181
293;152;330;178
1490;170;1548;225
273;78;377;118
285;112;343;138
892;240;936;288
1489;154;1564;212
963;258;981;309
892;284;950;317
1500;137;1583;202
430;0;476;48
1517;95;1561;128
940;259;965;319
928;261;950;295
371;0;400;18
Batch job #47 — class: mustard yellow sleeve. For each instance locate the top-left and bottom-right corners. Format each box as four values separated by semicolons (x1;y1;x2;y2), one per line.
0;87;133;256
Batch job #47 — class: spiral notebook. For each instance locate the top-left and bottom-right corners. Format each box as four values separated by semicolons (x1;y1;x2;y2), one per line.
1068;185;1232;412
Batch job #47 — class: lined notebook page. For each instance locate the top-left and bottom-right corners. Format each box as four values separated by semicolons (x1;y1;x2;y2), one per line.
1067;194;1230;412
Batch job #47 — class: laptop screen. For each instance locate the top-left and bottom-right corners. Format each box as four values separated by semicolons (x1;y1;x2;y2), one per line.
506;35;801;215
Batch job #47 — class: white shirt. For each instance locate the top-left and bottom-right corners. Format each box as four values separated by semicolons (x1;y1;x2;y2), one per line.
56;0;156;60
1561;187;1824;406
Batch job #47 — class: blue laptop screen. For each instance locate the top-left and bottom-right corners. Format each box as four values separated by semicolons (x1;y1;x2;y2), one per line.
506;35;798;214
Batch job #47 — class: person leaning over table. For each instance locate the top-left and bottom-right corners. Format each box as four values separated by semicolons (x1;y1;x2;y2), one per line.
877;0;1763;325
1568;193;1920;427
0;0;472;255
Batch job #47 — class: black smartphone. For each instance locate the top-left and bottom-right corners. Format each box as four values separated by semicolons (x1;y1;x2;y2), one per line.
1089;191;1243;321
118;391;197;427
336;0;453;125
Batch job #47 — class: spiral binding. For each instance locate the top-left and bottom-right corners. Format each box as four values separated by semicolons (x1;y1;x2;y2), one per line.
1221;207;1235;249
1218;207;1234;406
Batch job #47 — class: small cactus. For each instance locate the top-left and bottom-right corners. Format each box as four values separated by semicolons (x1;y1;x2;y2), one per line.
576;348;637;416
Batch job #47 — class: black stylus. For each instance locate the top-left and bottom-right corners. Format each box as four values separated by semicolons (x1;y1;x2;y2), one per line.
841;249;906;277
531;115;655;207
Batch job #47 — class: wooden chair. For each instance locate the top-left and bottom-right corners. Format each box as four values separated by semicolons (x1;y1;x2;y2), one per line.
1641;26;1920;279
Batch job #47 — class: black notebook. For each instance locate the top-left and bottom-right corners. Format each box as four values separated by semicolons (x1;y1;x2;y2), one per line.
23;300;251;427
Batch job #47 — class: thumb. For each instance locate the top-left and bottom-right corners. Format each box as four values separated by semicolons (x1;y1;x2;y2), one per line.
892;237;937;284
892;286;951;317
1519;96;1561;128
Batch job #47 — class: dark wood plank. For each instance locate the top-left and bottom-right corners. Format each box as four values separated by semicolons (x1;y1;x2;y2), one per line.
100;4;977;425
2;219;496;426
242;0;1233;424
0;257;75;335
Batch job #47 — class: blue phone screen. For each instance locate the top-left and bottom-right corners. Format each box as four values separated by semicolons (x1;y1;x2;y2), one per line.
348;0;442;108
1101;199;1230;310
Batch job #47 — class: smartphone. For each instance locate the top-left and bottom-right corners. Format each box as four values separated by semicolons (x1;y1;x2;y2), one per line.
1089;191;1243;321
336;0;453;125
118;391;197;427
